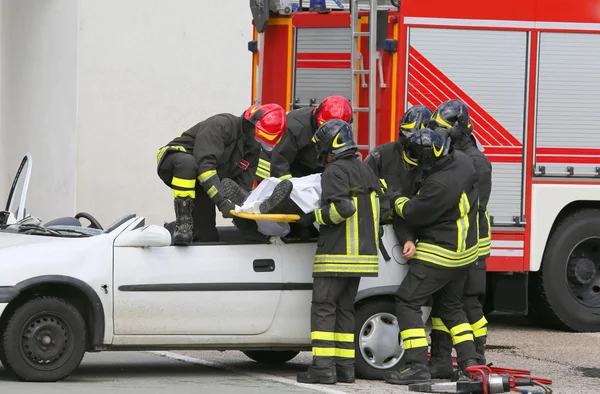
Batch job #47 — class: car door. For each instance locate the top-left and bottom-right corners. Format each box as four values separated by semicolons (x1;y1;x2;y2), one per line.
112;240;283;336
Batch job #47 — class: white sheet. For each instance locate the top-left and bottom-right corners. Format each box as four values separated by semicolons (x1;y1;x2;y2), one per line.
234;174;323;236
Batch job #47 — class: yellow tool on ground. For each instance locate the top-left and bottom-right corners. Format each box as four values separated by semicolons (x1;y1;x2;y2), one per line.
230;210;301;223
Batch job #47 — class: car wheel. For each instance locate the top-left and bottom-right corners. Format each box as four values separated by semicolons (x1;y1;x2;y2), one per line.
0;296;87;382
529;209;600;332
354;299;405;380
242;350;300;364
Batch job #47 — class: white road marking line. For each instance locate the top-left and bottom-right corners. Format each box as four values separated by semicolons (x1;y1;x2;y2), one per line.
150;351;350;394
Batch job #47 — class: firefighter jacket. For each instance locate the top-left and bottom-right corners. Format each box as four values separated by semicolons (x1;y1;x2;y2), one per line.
454;136;493;259
392;149;480;268
364;141;423;245
313;152;390;278
157;113;260;205
254;149;272;186
269;107;324;179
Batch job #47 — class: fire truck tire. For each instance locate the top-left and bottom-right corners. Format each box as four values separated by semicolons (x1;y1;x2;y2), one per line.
528;209;600;332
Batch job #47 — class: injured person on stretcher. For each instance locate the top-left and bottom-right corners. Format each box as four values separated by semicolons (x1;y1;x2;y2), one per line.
222;173;324;239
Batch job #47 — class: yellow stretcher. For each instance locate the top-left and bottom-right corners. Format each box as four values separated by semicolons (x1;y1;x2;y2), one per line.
230;210;301;223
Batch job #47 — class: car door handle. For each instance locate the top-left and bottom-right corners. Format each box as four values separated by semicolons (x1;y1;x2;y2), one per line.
253;259;275;272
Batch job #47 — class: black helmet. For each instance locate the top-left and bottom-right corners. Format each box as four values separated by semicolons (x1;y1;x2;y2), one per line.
402;127;451;170
398;105;433;143
429;99;473;140
312;119;357;165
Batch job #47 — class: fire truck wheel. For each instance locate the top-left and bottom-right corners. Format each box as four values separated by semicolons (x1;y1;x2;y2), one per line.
354;299;404;380
529;209;600;332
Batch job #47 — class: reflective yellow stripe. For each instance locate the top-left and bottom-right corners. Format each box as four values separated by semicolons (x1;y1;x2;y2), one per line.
314;254;379;263
431;318;450;333
334;333;354;342
452;333;474;345
471;316;488;330
315;209;326;225
394;196;409;218
400;328;426;340
173;189;195;198
313;264;378;274
259;158;271;170
207;185;218;198
403;338;429;349
485;209;491;238
335;348;355;358
311;331;334;341
456;192;470;253
414;244;478;267
329;203;345;224
198;170;217;183
256;168;270;179
370;191;379;242
312;347;335;357
473;327;487;338
156;145;187;166
380;178;388;190
450;323;472;336
171;177;196;189
279;174;292;180
346;196;360;255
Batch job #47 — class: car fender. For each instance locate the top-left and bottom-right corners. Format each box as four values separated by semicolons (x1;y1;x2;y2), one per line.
0;275;105;346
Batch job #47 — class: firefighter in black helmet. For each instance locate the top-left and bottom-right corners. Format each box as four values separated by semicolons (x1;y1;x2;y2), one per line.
364;105;433;260
426;99;493;378
296;119;390;385
383;127;482;385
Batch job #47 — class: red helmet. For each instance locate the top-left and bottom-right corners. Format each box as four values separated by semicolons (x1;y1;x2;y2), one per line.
312;95;353;127
244;103;287;151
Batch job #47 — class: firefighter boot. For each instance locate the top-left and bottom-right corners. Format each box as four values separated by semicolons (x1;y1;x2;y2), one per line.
297;367;337;385
336;366;355;383
475;335;487;365
259;179;293;214
173;197;194;246
428;331;454;379
453;358;481;381
384;362;431;385
222;178;250;207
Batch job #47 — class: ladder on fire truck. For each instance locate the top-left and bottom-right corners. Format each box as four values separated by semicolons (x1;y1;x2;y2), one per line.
350;0;379;152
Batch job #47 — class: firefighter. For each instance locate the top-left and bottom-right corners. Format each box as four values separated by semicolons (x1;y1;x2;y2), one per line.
156;103;287;245
295;119;389;385
269;95;353;180
383;127;482;385
364;105;433;260
426;99;493;378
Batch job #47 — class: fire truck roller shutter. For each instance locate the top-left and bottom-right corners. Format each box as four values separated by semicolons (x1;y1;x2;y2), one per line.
528;32;600;333
407;28;528;225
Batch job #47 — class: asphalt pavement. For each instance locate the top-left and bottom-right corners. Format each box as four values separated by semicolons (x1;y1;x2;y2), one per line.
1;313;599;393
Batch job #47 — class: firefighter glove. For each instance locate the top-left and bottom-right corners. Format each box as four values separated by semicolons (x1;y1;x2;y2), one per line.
297;211;316;227
218;199;236;219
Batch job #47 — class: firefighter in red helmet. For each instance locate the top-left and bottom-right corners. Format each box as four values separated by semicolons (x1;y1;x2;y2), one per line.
267;95;353;180
156;103;287;245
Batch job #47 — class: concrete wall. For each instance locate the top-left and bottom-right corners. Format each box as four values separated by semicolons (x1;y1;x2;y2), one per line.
0;0;253;226
1;0;78;221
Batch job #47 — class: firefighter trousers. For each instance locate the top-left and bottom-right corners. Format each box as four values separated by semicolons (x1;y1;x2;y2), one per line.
430;257;488;342
158;151;218;243
310;276;360;372
395;259;480;366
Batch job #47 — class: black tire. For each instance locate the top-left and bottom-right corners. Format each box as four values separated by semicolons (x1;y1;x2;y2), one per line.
354;299;403;380
242;350;299;364
0;296;87;381
528;209;600;332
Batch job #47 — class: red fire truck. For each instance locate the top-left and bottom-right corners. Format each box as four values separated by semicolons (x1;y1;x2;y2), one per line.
248;0;600;332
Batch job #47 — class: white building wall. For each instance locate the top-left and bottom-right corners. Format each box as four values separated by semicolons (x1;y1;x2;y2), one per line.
1;0;253;227
1;0;78;221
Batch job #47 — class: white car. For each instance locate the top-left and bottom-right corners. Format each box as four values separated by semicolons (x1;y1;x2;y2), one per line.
0;154;430;382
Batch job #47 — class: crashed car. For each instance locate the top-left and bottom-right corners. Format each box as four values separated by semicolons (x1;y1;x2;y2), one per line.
0;154;430;382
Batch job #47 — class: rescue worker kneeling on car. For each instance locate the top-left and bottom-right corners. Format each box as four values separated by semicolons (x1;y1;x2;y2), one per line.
156;103;289;245
295;119;390;385
426;99;493;379
364;104;433;261
383;127;482;385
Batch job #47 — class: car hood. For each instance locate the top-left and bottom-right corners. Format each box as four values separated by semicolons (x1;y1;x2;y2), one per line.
0;232;71;249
